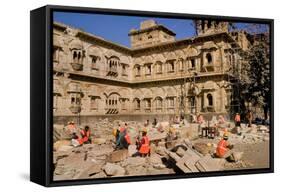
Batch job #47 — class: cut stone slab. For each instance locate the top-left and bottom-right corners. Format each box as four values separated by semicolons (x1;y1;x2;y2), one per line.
195;155;226;172
104;163;125;176
153;164;166;169
109;149;128;163
76;163;103;179
175;148;201;173
166;151;181;162
93;138;107;145
228;152;244;162
149;132;167;142
126;165;147;176
57;145;74;153
183;138;192;148
122;157;146;167
90;171;107;179
128;145;138;157
155;146;167;156
176;147;186;157
149;154;163;165
53;140;71;152
193;143;213;155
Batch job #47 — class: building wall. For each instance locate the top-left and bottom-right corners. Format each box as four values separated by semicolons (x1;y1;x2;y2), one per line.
53;21;243;122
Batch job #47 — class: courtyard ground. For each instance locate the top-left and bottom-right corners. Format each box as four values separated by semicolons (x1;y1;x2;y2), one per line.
52;118;270;180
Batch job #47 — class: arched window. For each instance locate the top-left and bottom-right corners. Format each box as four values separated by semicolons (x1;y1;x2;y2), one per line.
155;62;163;74
206;53;212;64
73;51;77;61
155;97;163;109
134;98;141;110
191;59;196;68
207;94;213;106
135;65;141;76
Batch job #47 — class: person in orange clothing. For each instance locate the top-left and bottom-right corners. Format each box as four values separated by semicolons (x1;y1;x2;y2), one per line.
215;133;234;158
79;126;91;144
116;125;131;150
65;121;78;135
137;129;150;157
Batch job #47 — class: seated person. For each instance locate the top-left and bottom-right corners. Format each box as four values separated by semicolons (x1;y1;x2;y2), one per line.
215;133;234;158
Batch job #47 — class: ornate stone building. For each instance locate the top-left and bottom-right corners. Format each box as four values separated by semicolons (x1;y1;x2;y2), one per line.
53;19;250;122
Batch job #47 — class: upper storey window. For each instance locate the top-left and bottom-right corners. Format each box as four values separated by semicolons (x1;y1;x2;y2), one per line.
167;60;175;73
155;61;163;74
107;56;119;77
71;49;84;71
70;40;84;71
145;63;152;75
134;65;141;77
206;53;213;64
90;55;100;70
121;64;128;76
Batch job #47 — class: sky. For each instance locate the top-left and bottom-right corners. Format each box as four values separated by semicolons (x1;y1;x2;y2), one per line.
53;11;269;48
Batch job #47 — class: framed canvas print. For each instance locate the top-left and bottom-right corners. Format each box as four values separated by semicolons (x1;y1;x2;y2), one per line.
30;5;274;187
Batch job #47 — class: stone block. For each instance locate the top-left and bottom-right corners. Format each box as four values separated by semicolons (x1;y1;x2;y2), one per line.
195;155;226;172
121;157;146;167
109;149;128;163
104;163;125;176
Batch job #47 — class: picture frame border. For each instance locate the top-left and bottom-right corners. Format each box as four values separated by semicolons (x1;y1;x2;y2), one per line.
30;4;274;187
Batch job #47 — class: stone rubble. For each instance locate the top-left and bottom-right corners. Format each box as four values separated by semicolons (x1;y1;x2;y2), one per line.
53;119;270;180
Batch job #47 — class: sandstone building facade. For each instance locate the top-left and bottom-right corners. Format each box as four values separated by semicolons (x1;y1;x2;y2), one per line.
53;19;250;122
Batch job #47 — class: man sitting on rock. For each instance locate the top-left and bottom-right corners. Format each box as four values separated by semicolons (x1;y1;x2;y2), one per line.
215;133;234;159
116;125;131;150
70;126;91;147
79;126;91;144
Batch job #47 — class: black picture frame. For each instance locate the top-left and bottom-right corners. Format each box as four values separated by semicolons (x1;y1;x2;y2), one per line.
30;5;274;187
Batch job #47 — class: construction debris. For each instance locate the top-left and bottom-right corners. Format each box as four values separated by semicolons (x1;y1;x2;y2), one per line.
53;118;270;180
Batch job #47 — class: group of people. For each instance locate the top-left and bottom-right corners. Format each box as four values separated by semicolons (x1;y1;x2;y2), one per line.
65;121;91;147
65;111;254;160
65;120;151;157
234;110;253;128
113;123;150;157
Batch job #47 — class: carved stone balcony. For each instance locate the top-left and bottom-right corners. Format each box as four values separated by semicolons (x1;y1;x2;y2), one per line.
71;62;83;71
69;105;81;114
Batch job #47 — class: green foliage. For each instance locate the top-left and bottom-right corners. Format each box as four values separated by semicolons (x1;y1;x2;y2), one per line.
243;41;270;109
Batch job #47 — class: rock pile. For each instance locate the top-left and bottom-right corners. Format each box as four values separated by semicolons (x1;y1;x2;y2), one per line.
53;119;269;180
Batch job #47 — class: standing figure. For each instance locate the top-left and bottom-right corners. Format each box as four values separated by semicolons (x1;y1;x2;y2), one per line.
152;118;158;127
116;125;131;150
246;110;253;127
234;113;241;127
136;129;150;157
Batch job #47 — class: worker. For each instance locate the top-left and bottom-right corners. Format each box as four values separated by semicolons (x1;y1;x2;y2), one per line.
197;114;205;137
65;121;77;135
234;113;241;127
246;110;253;127
152;118;158;127
215;133;234;158
137;129;150;157
218;115;225;124
144;119;149;127
79;126;91;144
197;114;204;124
116;125;131;150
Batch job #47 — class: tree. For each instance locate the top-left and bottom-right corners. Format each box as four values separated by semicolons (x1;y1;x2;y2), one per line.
243;40;270;120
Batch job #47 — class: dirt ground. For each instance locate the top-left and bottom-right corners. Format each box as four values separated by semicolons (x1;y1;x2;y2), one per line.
192;137;270;170
231;141;270;169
